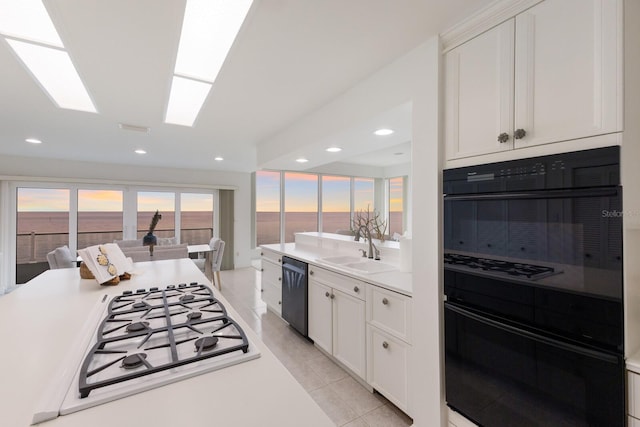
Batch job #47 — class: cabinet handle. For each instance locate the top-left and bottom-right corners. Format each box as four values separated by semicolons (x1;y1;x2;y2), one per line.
382;341;389;349
278;258;281;263
514;128;526;139
382;298;389;305
330;293;335;299
278;277;281;281
260;268;264;272
261;288;264;292
309;270;314;275
497;133;509;143
325;291;330;298
260;252;263;256
278;301;281;305
353;286;359;293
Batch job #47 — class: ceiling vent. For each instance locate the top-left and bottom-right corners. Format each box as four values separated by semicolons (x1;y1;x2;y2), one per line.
118;123;150;134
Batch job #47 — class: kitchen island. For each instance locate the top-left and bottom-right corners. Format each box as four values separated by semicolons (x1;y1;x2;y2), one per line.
0;259;333;427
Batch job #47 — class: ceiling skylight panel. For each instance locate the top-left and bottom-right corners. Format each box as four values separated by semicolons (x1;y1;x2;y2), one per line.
165;76;212;127
6;39;97;112
0;0;63;47
174;0;253;82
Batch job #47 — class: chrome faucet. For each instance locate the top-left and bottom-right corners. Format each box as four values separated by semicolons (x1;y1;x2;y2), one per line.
354;225;380;260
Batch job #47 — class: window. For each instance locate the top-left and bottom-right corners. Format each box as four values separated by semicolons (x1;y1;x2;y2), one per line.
180;193;213;245
256;171;281;246
284;172;318;243
353;177;375;213
137;192;175;239
321;176;351;233
16;187;69;282
77;190;123;248
388;176;404;236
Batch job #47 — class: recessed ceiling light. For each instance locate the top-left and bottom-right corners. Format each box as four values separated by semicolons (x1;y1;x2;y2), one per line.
25;138;41;144
326;147;342;153
296;158;309;163
214;156;224;161
374;128;394;136
135;149;147;154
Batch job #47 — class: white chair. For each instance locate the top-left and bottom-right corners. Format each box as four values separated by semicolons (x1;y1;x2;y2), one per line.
46;245;76;269
193;238;224;290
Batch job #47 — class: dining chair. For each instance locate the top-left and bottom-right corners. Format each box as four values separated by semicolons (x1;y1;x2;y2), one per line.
46;245;76;269
193;238;224;290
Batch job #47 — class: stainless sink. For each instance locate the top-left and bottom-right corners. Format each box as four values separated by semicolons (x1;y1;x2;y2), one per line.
317;256;363;265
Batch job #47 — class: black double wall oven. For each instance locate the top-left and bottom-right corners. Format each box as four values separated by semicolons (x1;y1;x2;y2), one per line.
443;146;624;426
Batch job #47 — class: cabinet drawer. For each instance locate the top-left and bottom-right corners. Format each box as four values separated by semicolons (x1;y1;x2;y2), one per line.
261;249;282;265
308;265;365;301
367;285;412;343
261;259;281;287
367;325;410;413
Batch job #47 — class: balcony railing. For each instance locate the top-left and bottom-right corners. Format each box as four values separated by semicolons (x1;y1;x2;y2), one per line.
16;228;213;264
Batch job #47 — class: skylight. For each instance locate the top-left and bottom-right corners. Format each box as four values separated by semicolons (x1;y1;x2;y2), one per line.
165;0;253;126
7;40;96;112
0;0;62;47
0;0;96;113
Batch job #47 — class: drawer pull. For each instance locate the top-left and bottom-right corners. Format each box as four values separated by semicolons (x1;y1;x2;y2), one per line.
310;270;314;275
261;288;264;292
330;293;335;299
382;298;389;305
278;277;281;281
278;301;281;305
325;292;330;298
260;268;264;272
261;252;264;256
278;258;281;262
353;286;359;293
382;341;389;349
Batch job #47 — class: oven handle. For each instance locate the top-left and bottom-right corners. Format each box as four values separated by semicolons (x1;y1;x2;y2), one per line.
444;187;619;201
445;302;620;364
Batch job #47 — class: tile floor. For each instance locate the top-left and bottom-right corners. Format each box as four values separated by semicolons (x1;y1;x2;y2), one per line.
217;266;413;427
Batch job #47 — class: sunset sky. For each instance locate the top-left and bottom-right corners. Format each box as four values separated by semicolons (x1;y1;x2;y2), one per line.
17;189;214;212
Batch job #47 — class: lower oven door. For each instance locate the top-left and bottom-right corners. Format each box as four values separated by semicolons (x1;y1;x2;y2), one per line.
444;302;624;427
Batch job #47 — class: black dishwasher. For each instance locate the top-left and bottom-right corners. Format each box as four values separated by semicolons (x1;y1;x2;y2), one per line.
281;256;308;337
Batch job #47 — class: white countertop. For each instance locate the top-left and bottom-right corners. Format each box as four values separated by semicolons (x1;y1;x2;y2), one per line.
261;243;413;296
0;259;333;427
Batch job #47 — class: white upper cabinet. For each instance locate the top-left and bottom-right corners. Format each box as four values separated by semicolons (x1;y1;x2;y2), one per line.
514;0;622;148
445;0;622;160
445;19;515;159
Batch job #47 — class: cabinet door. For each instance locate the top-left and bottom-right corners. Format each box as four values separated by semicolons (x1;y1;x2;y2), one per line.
308;279;333;354
367;325;410;412
514;0;622;148
445;19;515;160
262;280;282;316
332;289;366;379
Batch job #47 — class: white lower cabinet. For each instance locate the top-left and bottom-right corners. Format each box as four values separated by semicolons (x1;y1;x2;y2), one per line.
308;266;366;379
260;249;282;316
366;284;413;414
629;370;640;424
366;324;409;412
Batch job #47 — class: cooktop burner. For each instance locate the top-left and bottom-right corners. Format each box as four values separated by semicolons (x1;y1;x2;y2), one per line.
78;283;252;399
444;253;556;279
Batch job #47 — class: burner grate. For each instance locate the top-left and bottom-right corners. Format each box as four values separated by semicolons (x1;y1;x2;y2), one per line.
444;253;555;279
78;283;250;398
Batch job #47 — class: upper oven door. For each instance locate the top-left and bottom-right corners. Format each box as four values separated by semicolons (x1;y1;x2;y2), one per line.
443;185;623;301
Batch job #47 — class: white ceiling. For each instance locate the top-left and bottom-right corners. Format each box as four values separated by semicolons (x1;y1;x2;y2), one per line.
0;0;493;173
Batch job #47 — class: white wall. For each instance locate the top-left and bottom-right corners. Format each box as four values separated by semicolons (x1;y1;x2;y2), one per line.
257;34;444;425
0;154;254;271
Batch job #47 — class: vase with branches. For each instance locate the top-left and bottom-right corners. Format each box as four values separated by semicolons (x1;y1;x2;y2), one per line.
142;210;162;255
